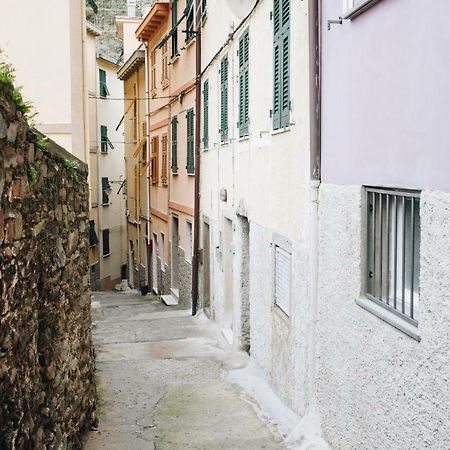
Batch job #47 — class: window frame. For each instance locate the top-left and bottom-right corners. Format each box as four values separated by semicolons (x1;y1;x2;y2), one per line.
342;0;382;19
359;186;421;341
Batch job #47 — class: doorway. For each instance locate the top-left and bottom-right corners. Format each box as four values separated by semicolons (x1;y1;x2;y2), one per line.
203;221;211;318
223;218;234;334
171;216;180;292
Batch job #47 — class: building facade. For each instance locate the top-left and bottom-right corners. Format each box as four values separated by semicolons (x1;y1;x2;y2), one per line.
199;0;314;415
318;0;450;448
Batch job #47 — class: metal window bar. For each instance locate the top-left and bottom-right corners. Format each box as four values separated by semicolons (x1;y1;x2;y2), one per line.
366;187;420;325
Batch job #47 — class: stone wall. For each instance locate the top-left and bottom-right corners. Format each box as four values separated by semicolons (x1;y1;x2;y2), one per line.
0;77;96;449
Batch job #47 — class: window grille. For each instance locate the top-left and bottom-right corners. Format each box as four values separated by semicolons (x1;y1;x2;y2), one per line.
366;187;420;324
275;245;291;315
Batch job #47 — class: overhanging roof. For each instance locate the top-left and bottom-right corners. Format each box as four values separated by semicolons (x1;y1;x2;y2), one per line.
135;2;170;41
117;49;145;81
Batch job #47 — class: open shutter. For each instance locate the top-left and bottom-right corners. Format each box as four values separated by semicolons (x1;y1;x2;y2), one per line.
100;125;108;152
101;177;109;205
171;116;178;172
220;56;228;142
203;80;209;148
186;108;195;174
99;69;109;97
239;29;250;137
171;0;178;57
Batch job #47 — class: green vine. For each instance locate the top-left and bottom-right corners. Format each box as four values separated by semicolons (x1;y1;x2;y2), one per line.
63;159;79;177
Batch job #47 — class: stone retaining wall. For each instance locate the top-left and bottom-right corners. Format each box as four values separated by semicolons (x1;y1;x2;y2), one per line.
0;77;96;449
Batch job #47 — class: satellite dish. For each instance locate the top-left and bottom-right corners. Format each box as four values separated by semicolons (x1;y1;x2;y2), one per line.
224;0;257;20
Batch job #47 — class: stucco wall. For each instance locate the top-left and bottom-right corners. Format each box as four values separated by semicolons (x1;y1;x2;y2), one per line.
321;0;450;192
316;183;450;449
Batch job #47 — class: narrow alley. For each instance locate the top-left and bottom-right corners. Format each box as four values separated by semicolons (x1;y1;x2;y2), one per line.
84;291;287;450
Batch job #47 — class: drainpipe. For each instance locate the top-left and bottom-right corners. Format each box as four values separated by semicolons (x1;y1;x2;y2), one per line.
191;0;202;316
144;41;152;294
308;0;321;409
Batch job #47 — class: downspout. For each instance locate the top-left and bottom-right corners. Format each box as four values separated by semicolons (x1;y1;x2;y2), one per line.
144;41;152;293
191;0;202;316
308;0;321;412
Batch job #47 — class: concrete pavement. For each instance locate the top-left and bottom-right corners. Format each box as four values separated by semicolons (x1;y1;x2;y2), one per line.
84;291;286;450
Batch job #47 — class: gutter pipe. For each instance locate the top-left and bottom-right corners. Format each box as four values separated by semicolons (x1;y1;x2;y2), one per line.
191;0;202;316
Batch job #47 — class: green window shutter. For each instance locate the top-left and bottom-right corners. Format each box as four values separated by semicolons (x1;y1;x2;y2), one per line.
186;108;195;174
99;69;109;97
171;116;178;172
203;80;209;148
273;0;290;130
239;29;250;138
101;177;109;205
171;0;178;57
100;125;108;152
220;55;228;142
102;229;110;256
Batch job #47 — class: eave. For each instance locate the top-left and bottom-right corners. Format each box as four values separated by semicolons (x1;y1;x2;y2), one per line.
135;3;169;42
117;49;145;81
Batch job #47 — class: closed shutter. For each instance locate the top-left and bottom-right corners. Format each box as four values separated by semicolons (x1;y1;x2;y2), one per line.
203;80;209;148
186;108;195;174
273;0;290;130
151;136;159;184
220;55;228;142
101;177;109;205
161;135;168;185
238;29;250;137
275;246;291;315
171;116;178;172
171;0;178;57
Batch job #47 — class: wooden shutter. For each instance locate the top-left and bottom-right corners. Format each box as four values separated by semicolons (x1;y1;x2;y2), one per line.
239;29;250;137
151;136;159;184
273;0;290;130
186;108;195;174
203;80;209;148
171;116;178;172
99;69;109;97
275;246;291;315
171;0;178;57
100;125;108;152
161;135;168;185
220;56;228;142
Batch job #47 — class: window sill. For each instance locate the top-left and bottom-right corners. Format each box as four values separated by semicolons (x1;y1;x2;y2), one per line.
238;135;250;142
273;303;290;323
161;79;169;89
171;171;179;176
101;202;110;207
102;253;111;258
100;151;108;155
187;172;195;177
343;0;382;20
171;54;180;64
271;126;291;136
185;38;195;50
356;297;421;342
151;89;157;99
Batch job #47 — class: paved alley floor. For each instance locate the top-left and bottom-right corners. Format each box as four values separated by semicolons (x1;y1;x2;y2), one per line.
84;291;286;450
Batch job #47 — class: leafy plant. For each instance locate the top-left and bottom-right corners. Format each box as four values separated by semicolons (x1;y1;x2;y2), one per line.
63;159;79;176
28;161;41;185
36;137;49;152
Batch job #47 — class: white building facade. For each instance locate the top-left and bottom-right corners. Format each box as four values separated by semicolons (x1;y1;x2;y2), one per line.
200;0;315;416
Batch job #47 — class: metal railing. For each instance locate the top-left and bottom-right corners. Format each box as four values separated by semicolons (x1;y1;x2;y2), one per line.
366;187;421;325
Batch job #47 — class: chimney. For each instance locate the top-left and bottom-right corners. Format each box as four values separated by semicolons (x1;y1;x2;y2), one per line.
127;0;137;17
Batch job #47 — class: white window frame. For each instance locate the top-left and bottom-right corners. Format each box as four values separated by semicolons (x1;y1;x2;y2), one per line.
342;0;382;19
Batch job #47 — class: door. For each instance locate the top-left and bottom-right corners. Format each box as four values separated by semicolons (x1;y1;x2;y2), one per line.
152;233;158;293
203;222;211;317
223;218;234;332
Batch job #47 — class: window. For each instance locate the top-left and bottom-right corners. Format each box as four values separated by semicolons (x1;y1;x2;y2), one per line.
99;69;109;97
151;50;157;94
133;83;138;143
364;188;421;331
100;125;114;153
101;177;110;206
162;42;169;85
171;0;179;58
161;134;168;185
273;0;290;130
171;116;178;173
102;229;110;257
220;55;229;142
238;29;250;138
186;108;195;174
141;123;147;162
161;233;165;269
133;165;139;220
186;221;193;262
185;0;195;43
201;0;207;21
274;245;291;315
203;80;209;148
343;0;381;19
89;220;98;247
151;136;159;184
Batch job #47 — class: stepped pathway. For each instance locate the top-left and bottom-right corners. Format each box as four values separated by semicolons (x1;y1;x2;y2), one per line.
84;291;285;450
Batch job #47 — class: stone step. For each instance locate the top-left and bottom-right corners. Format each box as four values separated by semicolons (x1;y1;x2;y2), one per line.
170;288;179;299
161;294;179;306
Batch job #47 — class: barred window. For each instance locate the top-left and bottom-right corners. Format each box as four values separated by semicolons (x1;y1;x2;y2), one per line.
365;187;420;327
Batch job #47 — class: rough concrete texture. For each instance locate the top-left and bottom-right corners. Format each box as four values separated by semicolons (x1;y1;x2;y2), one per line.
178;247;193;307
0;77;96;448
85;291;285;450
156;257;171;296
317;184;450;449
